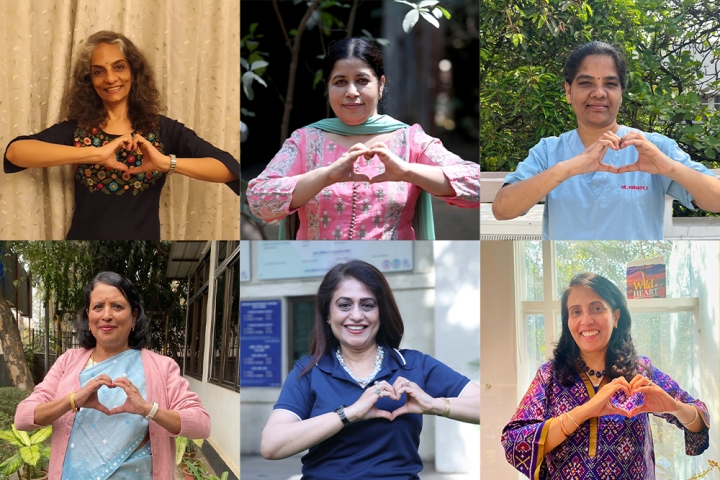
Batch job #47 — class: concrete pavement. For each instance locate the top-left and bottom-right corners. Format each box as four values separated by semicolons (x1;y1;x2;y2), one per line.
240;454;477;479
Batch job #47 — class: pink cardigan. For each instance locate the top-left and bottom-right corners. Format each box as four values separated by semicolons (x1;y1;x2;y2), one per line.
15;348;211;480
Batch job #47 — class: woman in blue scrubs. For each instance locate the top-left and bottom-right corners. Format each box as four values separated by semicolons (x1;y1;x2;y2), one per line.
492;41;720;240
260;260;480;479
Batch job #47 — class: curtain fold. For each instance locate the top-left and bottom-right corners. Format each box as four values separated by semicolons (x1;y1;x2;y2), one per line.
0;0;239;239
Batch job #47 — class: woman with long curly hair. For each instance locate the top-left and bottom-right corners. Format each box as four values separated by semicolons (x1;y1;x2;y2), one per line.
3;30;239;240
502;273;709;479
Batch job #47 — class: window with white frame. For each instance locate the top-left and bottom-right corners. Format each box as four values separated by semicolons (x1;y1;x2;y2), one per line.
515;241;706;480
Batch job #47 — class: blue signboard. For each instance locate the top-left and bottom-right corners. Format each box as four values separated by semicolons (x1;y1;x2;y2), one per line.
240;300;282;387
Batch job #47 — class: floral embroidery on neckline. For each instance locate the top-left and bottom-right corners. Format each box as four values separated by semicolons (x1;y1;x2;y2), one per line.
73;124;164;195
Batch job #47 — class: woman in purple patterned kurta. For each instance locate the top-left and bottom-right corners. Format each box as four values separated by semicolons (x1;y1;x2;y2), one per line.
502;273;709;480
246;38;479;240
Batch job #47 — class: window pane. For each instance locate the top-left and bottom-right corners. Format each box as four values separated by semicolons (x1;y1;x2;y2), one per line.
222;260;239;389
217;241;228;266
526;314;545;384
211;268;227;382
524;241;543;300
292;301;315;364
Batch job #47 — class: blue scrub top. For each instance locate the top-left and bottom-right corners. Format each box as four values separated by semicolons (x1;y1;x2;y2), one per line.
273;347;472;480
504;126;715;240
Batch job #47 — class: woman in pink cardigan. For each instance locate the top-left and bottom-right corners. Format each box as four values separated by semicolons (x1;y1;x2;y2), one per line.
14;271;210;480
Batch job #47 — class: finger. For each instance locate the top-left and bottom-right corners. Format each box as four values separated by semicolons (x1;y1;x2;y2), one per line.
368;142;389;150
390;405;410;420
88;402;111;416
127;165;154;175
107;404;134;416
596;163;620;174
350;173;371;183
373;409;393;421
616;162;640;174
368;174;389;184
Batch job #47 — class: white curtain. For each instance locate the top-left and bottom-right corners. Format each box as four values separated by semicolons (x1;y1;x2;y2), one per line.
0;0;239;239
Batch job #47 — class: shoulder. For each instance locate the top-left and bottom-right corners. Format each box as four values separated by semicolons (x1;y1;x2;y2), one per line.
636;355;654;372
57;348;90;363
394;349;444;370
535;360;556;382
141;349;178;370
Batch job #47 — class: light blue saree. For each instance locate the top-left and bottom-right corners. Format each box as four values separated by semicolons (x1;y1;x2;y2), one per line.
61;349;153;480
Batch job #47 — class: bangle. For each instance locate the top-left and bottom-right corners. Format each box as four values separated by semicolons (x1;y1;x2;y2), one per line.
680;407;699;427
558;415;570;437
167;154;176;175
69;392;79;413
565;412;580;429
335;405;350;426
145;402;159;421
440;397;451;418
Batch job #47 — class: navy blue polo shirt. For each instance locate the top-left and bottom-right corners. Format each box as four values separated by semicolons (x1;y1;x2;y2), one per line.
274;347;472;479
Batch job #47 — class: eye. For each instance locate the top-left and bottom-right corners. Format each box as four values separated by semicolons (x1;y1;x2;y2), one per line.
93;70;103;76
338;302;351;309
361;302;375;310
335;80;346;85
115;64;125;71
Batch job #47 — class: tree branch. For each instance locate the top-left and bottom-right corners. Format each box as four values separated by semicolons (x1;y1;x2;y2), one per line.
272;0;293;55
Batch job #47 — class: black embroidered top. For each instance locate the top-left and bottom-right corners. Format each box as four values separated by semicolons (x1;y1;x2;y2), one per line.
4;116;240;240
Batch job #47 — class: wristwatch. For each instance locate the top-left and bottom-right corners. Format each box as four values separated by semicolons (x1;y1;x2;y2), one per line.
145;402;159;421
335;405;350;426
167;154;177;175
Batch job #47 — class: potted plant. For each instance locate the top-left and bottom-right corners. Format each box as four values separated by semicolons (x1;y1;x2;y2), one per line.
0;425;51;480
175;436;204;465
181;459;229;480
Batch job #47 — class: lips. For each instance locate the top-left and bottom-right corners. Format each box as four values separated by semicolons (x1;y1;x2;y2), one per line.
105;86;123;93
343;104;364;110
580;330;599;338
344;324;368;334
99;325;117;332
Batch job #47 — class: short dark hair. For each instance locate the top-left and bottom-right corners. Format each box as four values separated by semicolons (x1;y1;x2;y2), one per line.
564;41;628;90
300;260;404;378
76;271;149;349
552;273;641;386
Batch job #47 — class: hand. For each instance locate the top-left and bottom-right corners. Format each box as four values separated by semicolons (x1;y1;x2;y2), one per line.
580;377;633;419
389;376;438;420
107;377;153;417
365;142;410;183
565;131;621;177
324;144;372;185
126;135;171;175
93;134;134;172
73;374;115;415
626;374;678;416
616;132;676;176
344;380;395;422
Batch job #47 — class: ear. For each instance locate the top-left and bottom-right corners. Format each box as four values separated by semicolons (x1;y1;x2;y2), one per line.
564;82;572;103
613;309;620;328
379;75;385;98
133;309;138;322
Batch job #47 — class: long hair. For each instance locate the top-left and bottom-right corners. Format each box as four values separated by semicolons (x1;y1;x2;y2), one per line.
564;41;628;90
299;260;404;378
552;273;642;386
62;31;163;132
76;271;149;349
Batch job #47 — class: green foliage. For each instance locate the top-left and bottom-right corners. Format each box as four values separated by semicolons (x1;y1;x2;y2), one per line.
0;388;29;467
241;23;269;107
481;0;720;172
395;1;451;33
0;425;51;480
182;459;229;480
175;435;204;465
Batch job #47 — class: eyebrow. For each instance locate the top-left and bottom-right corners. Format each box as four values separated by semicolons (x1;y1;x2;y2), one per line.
331;72;371;81
575;74;620;82
91;59;127;68
336;296;376;302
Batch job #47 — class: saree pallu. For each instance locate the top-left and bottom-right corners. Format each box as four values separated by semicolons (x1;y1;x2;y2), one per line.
62;349;152;479
502;357;710;480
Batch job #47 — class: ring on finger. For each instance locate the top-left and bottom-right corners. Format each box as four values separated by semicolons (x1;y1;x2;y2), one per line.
406;380;411;387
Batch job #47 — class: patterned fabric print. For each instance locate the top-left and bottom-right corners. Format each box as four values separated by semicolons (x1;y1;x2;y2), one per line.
502;358;709;480
304;129;329;239
382;129;410;240
73;126;164;195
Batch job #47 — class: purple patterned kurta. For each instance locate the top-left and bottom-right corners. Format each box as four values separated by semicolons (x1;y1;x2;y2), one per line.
502;357;709;479
246;124;480;240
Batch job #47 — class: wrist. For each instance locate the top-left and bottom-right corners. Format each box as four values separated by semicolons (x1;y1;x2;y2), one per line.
162;155;172;173
430;397;445;416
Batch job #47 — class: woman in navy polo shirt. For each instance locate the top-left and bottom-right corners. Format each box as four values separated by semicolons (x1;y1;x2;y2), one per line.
261;260;480;479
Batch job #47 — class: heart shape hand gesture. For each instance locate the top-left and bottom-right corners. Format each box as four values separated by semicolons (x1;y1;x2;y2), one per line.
568;130;676;177
73;375;152;417
583;374;679;420
325;142;410;186
345;377;445;423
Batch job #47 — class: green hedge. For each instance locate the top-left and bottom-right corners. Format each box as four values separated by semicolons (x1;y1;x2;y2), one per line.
0;387;30;469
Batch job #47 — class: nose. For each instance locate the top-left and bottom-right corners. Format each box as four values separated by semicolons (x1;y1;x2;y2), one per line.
106;69;118;83
345;82;359;97
349;304;364;320
590;85;607;98
99;305;113;321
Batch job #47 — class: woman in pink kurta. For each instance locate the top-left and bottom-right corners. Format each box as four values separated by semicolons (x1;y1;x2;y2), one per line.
246;38;479;240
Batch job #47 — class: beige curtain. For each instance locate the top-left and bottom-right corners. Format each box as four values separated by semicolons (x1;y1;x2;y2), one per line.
0;0;239;240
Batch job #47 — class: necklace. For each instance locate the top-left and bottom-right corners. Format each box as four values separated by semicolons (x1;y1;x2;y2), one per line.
577;356;605;383
335;345;384;387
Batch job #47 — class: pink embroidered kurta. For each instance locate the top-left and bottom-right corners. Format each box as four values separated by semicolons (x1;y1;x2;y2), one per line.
246;124;479;240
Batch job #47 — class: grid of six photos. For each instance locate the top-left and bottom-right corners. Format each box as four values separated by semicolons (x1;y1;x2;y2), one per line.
0;1;718;479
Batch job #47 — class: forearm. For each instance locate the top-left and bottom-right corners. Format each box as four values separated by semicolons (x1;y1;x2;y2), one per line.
33;394;74;427
403;164;456;197
289;167;332;209
492;162;573;220
544;404;591;453
666;164;720;212
147;405;182;435
172;157;237;183
6;140;100;168
672;402;705;433
428;396;479;424
261;412;344;459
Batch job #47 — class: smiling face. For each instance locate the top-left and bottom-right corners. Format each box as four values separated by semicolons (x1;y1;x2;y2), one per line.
328;277;380;352
565;54;622;131
90;42;133;108
87;282;137;354
327;57;385;125
566;285;620;357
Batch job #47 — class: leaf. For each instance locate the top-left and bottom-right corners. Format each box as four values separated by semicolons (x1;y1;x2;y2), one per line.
250;60;269;71
394;0;418;7
312;69;323;89
249;23;258;35
29;425;52;445
418;0;439;7
240;58;249;71
420;11;440;28
176;436;188;465
251;73;267;88
245;40;258;52
437;6;451;19
12;425;30;446
0;430;23;447
0;454;23;475
376;38;391;47
19;444;40;466
402;9;420;33
432;7;442;19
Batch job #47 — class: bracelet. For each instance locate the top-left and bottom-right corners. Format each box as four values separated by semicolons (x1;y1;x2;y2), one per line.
335;405;350;426
558;415;570;437
680;407;699;427
440;397;451;418
167;154;177;175
69;391;79;413
145;402;159;421
565;412;580;429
